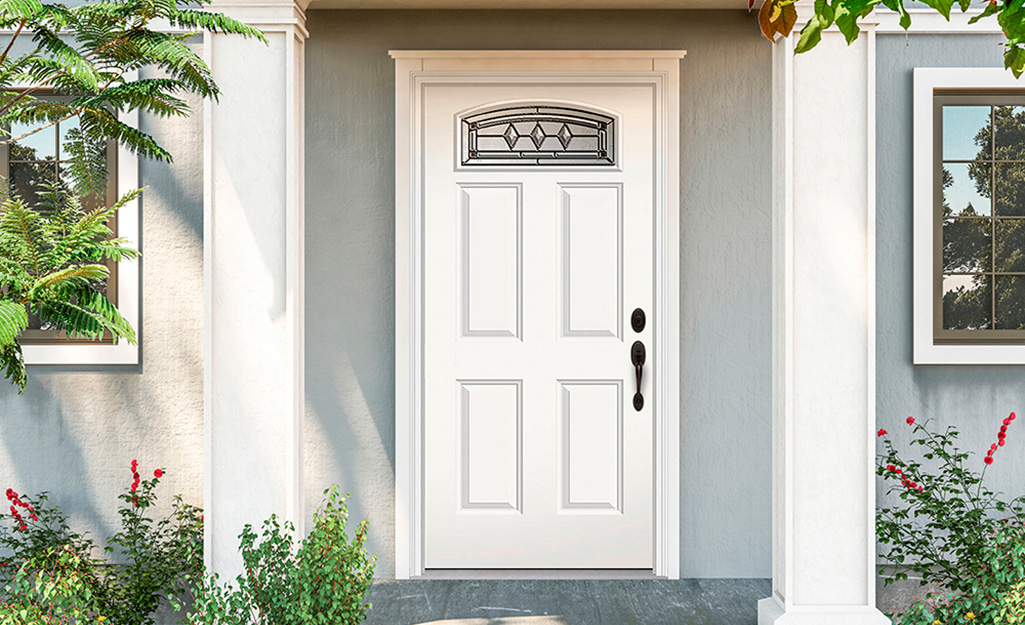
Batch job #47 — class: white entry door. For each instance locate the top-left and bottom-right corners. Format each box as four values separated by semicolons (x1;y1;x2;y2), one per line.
422;81;658;570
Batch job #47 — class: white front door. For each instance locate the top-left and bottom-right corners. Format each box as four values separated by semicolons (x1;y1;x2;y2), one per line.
422;81;658;570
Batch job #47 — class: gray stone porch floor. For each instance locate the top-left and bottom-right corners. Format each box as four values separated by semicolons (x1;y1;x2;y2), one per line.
364;579;772;625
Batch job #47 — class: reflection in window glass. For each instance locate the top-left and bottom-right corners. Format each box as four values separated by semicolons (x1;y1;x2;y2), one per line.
995;106;1025;157
943;218;991;273
943;106;991;161
995;220;1025;272
943;274;992;330
939;101;1025;339
4;107;112;339
943;162;991;216
996;162;1025;216
996;276;1025;329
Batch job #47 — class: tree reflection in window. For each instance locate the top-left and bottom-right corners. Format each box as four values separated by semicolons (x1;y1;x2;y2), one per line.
4;112;113;339
941;104;1025;332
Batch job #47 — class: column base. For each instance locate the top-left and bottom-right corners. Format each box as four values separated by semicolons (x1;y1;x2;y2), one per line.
759;597;891;625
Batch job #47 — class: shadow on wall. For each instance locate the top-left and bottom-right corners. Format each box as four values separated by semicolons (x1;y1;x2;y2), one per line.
0;59;206;549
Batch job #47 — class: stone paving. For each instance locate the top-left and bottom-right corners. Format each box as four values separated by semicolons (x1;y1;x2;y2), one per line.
365;579;770;625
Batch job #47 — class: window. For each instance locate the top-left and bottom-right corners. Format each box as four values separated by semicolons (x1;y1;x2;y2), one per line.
914;68;1025;364
0;88;140;366
1;95;119;346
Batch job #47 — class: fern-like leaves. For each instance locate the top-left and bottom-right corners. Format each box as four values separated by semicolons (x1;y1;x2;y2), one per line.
0;184;139;392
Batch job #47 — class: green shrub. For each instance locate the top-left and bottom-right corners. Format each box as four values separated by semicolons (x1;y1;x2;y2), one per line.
0;545;103;625
1;460;203;625
878;413;1025;624
177;487;375;625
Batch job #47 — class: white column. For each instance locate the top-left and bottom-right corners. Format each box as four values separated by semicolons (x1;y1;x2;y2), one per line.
203;0;308;578
758;10;889;625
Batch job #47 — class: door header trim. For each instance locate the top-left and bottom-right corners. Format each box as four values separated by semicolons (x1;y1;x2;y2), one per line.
389;49;687;59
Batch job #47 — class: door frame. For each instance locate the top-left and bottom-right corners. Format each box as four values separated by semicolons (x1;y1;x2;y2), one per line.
392;50;683;579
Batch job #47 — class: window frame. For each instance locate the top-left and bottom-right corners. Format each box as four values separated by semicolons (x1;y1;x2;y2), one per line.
914;67;1025;364
4;73;140;366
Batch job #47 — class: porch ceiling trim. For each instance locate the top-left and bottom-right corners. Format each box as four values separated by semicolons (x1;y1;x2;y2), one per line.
388;49;688;58
311;0;748;8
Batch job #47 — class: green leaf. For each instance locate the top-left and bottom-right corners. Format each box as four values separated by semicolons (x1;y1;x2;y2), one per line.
0;299;28;346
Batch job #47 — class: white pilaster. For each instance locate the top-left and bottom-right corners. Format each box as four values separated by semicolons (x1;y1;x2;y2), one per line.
203;0;308;578
759;11;889;625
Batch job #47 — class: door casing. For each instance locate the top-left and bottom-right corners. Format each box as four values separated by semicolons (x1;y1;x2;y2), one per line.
392;50;683;579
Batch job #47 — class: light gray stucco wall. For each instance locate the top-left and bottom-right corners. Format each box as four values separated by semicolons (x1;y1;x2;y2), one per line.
0;63;206;544
303;9;773;579
876;35;1025;521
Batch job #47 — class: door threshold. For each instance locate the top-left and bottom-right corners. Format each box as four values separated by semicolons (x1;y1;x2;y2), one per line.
418;569;661;580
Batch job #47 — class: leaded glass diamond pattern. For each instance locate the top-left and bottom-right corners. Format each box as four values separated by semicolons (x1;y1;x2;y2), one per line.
461;105;616;166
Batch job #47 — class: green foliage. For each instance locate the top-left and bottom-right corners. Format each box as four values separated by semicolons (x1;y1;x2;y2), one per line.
878;414;1025;624
175;487;376;625
0;0;264;393
0;185;140;392
0;462;204;625
0;546;104;625
756;1;1025;78
0;0;265;196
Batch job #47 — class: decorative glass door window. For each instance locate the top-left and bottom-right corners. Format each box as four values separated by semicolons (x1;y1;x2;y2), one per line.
460;105;616;166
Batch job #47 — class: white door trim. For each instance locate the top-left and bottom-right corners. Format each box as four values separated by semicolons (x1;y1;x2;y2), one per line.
393;50;682;580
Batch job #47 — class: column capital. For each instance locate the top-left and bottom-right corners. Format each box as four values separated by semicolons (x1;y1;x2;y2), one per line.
209;0;309;38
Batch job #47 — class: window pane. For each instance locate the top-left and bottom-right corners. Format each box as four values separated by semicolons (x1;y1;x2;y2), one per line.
943;105;991;161
10;122;56;162
9;161;57;209
995;219;1025;273
996;276;1025;329
942;274;992;330
943;162;991;216
995;106;1025;159
995;162;1025;216
57;116;79;153
943;218;991;272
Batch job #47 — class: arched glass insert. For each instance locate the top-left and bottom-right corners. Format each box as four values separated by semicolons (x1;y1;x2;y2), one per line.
460;104;616;166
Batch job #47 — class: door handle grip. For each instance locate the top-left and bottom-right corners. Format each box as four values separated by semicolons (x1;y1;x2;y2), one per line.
631;341;646;411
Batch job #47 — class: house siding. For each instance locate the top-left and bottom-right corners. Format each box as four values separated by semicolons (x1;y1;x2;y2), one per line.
303;9;773;579
875;34;1025;529
0;58;205;553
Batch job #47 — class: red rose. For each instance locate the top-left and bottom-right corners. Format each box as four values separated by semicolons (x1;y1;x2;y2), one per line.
906;417;915;425
1011;412;1017;421
1000;439;1006;447
909;482;918;489
985;456;994;465
877;429;887;437
18;524;26;531
917;486;924;493
131;459;137;470
154;469;163;478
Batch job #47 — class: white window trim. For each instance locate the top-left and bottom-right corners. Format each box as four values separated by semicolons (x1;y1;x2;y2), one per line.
913;67;1025;365
20;72;141;366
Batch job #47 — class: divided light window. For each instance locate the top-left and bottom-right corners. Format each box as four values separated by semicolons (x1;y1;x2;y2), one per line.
935;94;1025;344
0;94;119;345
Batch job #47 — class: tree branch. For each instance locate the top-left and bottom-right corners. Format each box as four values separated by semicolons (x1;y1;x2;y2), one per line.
0;20;26;68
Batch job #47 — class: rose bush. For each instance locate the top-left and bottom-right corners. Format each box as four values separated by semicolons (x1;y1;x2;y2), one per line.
878;412;1025;624
0;460;203;625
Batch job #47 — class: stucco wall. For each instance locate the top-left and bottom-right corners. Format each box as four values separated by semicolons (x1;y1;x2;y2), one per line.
303;10;773;579
0;64;206;545
875;35;1025;523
